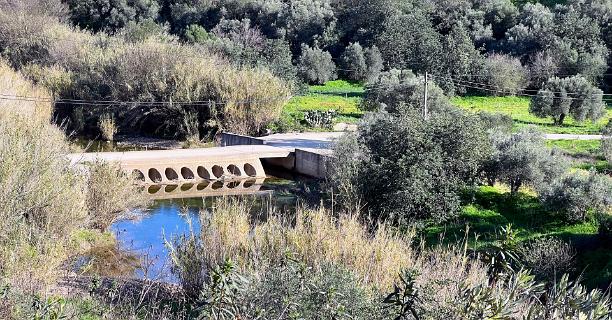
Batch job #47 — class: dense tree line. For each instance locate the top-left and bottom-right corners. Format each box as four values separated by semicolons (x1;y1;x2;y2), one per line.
55;0;612;92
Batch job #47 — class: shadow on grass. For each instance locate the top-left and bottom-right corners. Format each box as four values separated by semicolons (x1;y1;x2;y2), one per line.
423;186;595;246
308;91;364;98
422;185;610;289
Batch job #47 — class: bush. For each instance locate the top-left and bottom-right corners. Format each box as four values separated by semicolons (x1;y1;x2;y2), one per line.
98;114;117;141
65;0;159;32
341;42;367;82
519;237;575;280
484;127;569;195
167;198;414;291
482;53;527;95
0;62;86;287
476;111;514;133
85;161;148;231
364;45;384;83
361;69;451;114
539;171;612;222
599;214;612;245
0;13;291;137
602;119;612;162
530;75;606;125
241;262;386;320
332;109;490;225
303;109;337;128
297;45;337;84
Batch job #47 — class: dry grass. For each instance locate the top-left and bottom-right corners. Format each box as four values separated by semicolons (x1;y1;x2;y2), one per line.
85;161;149;231
0;62;146;292
98;114;117;141
0;11;291;136
0;60;52;122
0;112;87;289
187;198;415;290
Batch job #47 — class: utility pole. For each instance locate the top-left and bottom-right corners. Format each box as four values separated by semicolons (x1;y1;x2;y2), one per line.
423;71;429;120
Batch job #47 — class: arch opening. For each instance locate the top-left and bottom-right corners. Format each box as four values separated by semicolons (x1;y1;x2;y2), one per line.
196;181;209;190
197;166;210;180
243;178;256;188
165;185;178;193
148;168;162;183
243;163;257;177
165;168;179;181
148;185;162;194
180;183;194;191
212;165;224;178
227;164;241;176
132;169;145;181
227;181;240;189
212;181;224;190
181;167;195;180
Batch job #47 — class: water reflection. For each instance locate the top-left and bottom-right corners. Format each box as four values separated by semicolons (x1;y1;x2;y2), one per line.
112;175;320;282
145;178;269;200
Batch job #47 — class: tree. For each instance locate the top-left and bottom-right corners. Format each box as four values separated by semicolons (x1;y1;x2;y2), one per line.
361;69;451;114
603;119;612;162
184;24;211;43
340;42;367;81
331;108;490;225
297;45;337;84
484;127;568;195
529;76;606;125
364;45;383;83
539;171;612;222
65;0;159;32
482;53;527;95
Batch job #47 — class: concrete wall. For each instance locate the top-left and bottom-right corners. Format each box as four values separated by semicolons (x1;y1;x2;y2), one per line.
219;132;264;146
294;149;333;179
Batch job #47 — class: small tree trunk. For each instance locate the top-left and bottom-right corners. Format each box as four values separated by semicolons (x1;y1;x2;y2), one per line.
556;113;566;126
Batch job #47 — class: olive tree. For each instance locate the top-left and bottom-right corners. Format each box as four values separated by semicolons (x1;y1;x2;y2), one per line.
484;127;568;195
482;53;527;95
602;119;612;162
65;0;159;32
340;42;367;81
331;108;490;226
529;76;606;125
364;45;384;83
539;171;612;222
297;45;337;84
361;69;451;114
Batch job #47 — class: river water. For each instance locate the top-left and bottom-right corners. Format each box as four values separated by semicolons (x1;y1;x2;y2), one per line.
108;174;318;281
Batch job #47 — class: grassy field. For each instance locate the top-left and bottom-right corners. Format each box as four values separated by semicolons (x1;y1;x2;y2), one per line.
423;185;610;289
273;80;363;132
452;96;612;134
280;82;611;134
547;139;602;157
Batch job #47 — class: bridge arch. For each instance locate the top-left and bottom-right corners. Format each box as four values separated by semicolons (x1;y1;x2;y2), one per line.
181;167;195;180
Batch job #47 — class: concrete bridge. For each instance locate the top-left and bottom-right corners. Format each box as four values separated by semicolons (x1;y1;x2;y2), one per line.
68;132;340;185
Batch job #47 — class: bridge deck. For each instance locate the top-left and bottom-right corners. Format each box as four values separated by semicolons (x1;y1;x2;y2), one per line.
67;145;292;165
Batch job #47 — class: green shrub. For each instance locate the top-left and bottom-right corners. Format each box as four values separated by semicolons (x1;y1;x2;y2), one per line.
361;69;451;114
598;214;612;246
539;171;612;222
476;111;514;133
530;75;606;125
298;45;337;85
484;127;569;195
241;262;386;320
0;12;291;137
332;109;490;225
602;119;612;162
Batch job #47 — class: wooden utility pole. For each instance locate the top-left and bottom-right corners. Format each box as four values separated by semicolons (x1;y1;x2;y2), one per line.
423;72;429;120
